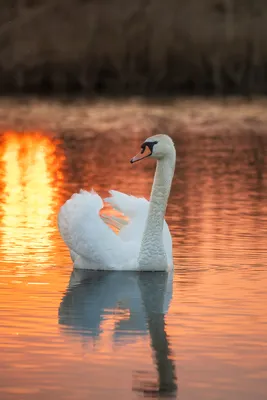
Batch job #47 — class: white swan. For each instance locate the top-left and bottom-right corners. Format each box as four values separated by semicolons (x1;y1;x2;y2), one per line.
58;134;176;271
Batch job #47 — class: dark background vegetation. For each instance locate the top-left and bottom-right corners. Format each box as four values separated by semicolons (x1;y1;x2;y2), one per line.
0;0;266;96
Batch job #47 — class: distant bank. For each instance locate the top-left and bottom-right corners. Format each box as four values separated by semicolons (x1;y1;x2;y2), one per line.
0;1;265;96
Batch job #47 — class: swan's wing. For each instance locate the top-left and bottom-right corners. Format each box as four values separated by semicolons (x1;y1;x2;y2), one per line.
100;214;128;231
104;190;149;241
105;190;149;218
58;190;136;270
105;190;173;264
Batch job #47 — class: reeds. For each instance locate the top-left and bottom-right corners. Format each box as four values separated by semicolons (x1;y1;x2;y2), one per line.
0;0;266;95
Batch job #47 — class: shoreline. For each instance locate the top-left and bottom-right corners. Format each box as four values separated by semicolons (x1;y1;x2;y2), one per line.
0;96;266;135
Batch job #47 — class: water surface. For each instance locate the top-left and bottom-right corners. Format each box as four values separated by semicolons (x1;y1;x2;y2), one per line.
0;105;267;400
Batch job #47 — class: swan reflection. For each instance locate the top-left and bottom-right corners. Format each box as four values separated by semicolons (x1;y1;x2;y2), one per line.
58;269;177;395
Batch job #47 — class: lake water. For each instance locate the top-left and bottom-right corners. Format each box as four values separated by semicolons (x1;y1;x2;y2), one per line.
0;100;267;400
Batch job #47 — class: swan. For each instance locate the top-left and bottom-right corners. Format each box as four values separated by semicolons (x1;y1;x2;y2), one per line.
58;134;176;271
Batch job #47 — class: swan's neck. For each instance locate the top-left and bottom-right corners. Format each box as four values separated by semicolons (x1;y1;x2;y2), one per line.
138;153;175;270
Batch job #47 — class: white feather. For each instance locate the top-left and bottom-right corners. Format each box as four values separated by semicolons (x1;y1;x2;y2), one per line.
100;213;128;231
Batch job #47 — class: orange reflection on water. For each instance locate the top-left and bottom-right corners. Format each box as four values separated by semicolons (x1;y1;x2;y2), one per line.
0;132;62;271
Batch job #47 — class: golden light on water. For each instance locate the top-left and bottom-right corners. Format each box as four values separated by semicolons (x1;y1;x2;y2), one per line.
0;124;266;400
0;132;62;271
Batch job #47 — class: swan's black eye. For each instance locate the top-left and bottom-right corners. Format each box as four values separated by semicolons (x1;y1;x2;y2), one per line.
140;144;146;154
141;140;158;154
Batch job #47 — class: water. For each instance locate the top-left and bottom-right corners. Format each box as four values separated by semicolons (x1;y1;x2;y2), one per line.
0;101;267;400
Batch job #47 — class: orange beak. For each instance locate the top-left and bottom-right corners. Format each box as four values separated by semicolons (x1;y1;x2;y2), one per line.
130;146;152;163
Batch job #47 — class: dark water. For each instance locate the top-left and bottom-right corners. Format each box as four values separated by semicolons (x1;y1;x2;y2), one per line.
0;111;267;400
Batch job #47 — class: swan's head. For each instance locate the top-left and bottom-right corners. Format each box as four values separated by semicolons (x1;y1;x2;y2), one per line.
130;134;175;163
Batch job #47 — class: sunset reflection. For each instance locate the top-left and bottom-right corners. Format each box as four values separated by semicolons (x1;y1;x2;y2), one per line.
1;120;267;400
0;132;62;272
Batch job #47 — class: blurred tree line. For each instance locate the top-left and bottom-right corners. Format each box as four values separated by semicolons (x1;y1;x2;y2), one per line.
0;0;266;96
